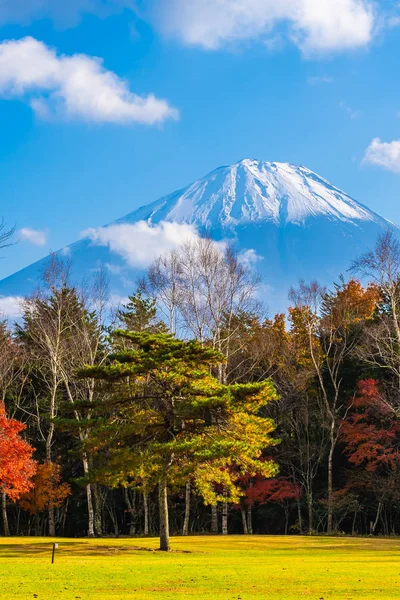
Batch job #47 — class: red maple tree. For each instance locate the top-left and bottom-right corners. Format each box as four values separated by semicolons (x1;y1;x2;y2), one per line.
245;476;301;506
340;379;400;471
0;403;36;500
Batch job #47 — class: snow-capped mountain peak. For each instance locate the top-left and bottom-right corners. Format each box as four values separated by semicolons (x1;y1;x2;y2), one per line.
124;159;385;230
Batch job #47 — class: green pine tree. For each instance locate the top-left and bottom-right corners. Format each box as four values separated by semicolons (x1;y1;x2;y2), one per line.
80;330;279;551
117;290;166;333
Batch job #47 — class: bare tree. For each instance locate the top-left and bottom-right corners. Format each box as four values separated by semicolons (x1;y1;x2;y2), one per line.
143;249;182;334
0;219;15;252
352;229;400;408
144;237;260;379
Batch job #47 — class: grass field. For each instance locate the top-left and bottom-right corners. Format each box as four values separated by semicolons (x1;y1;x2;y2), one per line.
1;535;400;599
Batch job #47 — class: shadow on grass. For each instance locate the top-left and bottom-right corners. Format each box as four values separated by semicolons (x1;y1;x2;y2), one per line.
0;542;155;558
0;541;192;558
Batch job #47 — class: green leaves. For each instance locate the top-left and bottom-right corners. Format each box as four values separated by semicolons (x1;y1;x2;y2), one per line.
81;331;279;499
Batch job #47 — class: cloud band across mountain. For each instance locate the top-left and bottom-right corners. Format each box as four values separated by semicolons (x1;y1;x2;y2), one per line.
0;37;179;125
83;221;200;267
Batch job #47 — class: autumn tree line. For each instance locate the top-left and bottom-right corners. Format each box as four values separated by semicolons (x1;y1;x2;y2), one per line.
1;229;400;548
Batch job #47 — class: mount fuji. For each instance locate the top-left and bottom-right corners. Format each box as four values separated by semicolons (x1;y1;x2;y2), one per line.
0;159;395;313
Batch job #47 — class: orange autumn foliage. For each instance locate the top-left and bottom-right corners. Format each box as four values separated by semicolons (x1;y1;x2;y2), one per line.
0;403;36;500
20;462;71;515
321;279;380;330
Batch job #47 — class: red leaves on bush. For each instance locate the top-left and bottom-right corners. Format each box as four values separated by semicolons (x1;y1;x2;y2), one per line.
0;403;36;500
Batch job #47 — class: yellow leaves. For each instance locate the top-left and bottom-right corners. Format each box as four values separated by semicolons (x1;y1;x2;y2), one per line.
194;462;240;504
189;409;279;504
287;280;380;380
322;279;380;331
193;452;279;505
227;412;276;448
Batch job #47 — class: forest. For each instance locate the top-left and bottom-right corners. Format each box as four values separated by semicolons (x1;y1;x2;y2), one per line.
1;226;400;550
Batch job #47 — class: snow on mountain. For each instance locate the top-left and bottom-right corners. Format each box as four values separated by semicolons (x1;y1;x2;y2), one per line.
0;159;395;316
122;159;385;229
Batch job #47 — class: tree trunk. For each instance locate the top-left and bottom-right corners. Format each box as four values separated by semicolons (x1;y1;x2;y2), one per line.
240;507;248;534
48;507;55;537
158;477;170;551
82;454;95;537
307;492;313;533
211;504;218;533
222;491;228;536
143;491;149;536
327;431;334;534
352;511;358;535
15;507;21;536
284;506;289;535
124;488;136;536
60;499;69;536
106;500;119;537
297;498;303;534
86;483;95;537
1;493;9;536
93;484;103;537
46;380;56;537
34;514;40;536
182;481;190;536
247;504;253;535
372;501;383;535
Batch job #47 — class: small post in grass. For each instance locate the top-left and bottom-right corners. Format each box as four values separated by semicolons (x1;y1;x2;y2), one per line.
51;542;58;564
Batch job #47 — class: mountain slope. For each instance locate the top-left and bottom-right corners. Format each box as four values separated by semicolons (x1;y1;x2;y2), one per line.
123;159;381;229
0;159;394;313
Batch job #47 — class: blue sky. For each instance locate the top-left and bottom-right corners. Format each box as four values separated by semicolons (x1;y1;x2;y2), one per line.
1;0;400;280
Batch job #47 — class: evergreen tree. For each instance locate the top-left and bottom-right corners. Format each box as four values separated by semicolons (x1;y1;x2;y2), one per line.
117;291;166;333
80;331;278;550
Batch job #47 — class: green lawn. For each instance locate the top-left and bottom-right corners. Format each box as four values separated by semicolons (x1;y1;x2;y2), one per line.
1;535;400;599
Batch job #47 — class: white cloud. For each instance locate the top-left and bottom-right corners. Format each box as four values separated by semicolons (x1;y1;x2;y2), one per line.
145;0;376;56
0;37;179;125
82;221;200;267
0;296;23;319
363;138;400;173
19;227;47;246
238;248;263;269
